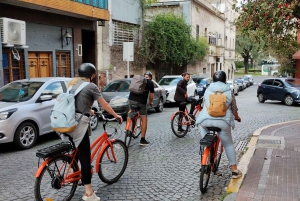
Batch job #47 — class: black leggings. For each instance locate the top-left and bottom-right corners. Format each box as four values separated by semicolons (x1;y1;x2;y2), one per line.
176;97;197;114
78;130;92;185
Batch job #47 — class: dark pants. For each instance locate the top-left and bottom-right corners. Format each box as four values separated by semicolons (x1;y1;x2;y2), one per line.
78;130;92;185
176;97;196;114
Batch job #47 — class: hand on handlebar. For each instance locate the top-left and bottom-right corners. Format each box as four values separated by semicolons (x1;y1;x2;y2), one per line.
115;115;123;123
234;116;241;122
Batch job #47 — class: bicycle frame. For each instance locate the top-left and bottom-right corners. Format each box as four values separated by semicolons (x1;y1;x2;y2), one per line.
125;110;140;133
170;103;202;122
201;134;223;167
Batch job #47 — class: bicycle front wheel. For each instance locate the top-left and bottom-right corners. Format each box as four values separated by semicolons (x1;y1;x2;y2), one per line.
199;148;213;193
98;139;128;184
124;130;132;148
34;155;78;201
171;112;189;138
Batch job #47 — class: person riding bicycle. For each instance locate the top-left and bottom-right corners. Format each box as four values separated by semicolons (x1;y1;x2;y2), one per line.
127;71;154;145
174;72;197;131
67;63;122;201
196;70;242;179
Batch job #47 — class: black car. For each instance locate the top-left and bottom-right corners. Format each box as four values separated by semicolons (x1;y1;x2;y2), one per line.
100;78;167;117
257;78;300;106
192;77;212;96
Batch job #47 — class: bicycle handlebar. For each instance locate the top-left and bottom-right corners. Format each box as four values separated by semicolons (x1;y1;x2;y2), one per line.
94;111;122;123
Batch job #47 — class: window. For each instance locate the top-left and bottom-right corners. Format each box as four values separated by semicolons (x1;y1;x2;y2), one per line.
262;79;273;85
273;80;283;87
203;68;206;74
208;36;216;45
2;50;25;85
42;81;64;99
56;52;71;77
112;21;139;46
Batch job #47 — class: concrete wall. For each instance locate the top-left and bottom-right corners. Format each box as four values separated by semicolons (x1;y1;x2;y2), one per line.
111;0;142;24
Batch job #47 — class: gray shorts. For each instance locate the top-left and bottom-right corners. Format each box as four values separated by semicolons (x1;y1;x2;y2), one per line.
128;100;147;116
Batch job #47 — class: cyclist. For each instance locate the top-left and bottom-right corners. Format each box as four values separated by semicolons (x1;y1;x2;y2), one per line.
174;72;196;131
196;70;242;179
67;63;122;201
127;71;154;145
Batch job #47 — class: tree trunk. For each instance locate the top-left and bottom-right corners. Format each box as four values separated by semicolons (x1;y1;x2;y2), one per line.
244;57;249;74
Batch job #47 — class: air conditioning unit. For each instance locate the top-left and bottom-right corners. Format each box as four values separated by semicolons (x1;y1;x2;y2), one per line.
0;17;26;45
218;34;222;39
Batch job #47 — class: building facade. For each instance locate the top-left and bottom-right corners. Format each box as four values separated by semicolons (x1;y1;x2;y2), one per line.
0;0;109;87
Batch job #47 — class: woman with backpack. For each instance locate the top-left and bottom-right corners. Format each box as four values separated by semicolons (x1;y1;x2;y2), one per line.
68;63;122;201
196;70;242;179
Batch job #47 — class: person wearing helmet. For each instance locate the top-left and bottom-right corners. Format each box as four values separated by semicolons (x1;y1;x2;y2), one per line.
196;70;242;179
67;63;122;201
128;71;154;145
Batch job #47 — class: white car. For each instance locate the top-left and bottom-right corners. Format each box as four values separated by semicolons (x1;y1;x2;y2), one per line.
158;75;196;103
244;74;254;85
227;80;239;96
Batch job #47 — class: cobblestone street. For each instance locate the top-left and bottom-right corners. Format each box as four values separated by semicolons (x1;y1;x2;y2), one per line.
0;76;299;201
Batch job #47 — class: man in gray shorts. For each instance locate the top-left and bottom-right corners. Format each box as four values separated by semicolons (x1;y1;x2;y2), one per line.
128;71;154;145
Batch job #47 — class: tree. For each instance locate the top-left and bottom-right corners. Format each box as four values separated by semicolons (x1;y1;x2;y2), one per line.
234;0;300;74
137;13;209;70
235;32;263;73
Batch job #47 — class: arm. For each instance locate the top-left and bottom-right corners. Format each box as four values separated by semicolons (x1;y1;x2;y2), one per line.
148;80;155;106
148;92;154;106
176;80;188;98
231;92;241;122
97;97;123;122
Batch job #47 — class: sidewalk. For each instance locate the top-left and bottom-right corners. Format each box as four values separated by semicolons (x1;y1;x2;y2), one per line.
225;120;300;201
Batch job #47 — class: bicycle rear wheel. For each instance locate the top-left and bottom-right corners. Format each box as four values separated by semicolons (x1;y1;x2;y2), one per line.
171;112;189;138
199;148;213;193
124;130;132;148
34;155;78;201
214;143;223;173
98;139;128;184
132;118;142;139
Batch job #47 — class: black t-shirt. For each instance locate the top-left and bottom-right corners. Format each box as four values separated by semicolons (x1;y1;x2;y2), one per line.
128;79;154;104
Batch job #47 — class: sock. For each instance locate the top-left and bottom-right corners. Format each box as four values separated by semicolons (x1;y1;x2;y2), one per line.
141;137;145;141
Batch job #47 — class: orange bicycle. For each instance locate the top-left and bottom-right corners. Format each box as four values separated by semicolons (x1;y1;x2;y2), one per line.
170;98;203;138
124;105;142;147
199;127;223;193
34;114;128;201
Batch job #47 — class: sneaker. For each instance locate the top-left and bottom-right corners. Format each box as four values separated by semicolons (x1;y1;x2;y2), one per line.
232;169;242;179
177;128;185;132
82;191;100;201
140;139;149;146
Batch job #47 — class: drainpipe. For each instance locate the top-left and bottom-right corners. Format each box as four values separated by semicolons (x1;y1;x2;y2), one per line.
0;34;3;87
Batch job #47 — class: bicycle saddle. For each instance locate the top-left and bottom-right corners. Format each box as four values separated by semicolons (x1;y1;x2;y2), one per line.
207;127;221;132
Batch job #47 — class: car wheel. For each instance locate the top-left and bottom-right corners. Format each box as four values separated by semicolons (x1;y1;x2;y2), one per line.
90;109;99;131
155;98;164;112
284;95;294;106
14;122;38;149
235;90;238;96
258;93;265;103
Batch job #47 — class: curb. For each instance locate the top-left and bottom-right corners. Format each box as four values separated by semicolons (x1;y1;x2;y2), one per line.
224;120;300;201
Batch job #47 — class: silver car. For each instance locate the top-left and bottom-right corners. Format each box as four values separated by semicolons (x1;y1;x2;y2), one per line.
0;77;99;149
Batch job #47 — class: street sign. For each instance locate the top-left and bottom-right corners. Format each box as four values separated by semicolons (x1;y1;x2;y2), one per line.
123;42;134;61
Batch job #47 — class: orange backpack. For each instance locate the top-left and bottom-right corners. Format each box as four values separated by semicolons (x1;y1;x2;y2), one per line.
205;91;229;117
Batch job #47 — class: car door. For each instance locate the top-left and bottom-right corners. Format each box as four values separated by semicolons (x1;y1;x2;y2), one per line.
260;79;274;99
270;79;286;101
151;81;160;108
36;81;65;134
187;78;196;97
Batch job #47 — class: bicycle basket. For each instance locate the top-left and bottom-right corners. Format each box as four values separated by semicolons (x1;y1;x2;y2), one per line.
200;134;217;146
36;142;73;158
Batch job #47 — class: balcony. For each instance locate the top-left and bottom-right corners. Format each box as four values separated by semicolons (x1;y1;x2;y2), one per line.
73;0;108;9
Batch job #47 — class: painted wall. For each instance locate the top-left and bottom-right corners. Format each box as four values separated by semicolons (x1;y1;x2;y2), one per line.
111;0;142;24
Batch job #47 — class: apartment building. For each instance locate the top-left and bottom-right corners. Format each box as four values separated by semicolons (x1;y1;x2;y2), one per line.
0;0;109;87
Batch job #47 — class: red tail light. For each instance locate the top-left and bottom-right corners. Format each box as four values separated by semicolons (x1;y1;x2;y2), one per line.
258;83;261;88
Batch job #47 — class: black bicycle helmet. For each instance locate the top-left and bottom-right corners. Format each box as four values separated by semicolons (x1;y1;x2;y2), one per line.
144;71;152;79
78;63;96;80
213;70;226;83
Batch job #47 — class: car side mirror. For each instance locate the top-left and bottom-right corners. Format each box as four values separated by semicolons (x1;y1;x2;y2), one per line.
37;95;53;103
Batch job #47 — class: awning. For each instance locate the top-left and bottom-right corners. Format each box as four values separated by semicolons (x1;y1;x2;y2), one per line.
292;50;300;59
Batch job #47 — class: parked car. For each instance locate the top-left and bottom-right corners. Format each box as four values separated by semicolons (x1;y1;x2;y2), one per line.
227;80;239;95
158;75;196;103
192;77;212;96
242;77;251;88
244;74;254;85
100;78;166;117
0;77;100;149
235;79;245;91
257;78;300;106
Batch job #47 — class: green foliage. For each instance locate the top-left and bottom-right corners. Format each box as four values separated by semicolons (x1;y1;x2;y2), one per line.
137;13;208;68
235;61;244;69
234;0;300;75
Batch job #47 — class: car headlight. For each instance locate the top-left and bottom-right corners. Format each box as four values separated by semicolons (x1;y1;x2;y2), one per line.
109;96;129;106
0;108;18;120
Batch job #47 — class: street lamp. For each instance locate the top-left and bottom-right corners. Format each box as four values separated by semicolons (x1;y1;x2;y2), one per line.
63;30;72;46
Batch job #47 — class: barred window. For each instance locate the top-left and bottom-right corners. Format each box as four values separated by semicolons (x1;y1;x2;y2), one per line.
112;21;139;46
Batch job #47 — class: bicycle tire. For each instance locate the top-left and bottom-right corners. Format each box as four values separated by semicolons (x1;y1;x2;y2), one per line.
132;117;142;139
98;139;128;184
214;143;223;172
34;155;78;201
171;112;189;138
124;130;132;148
199;148;213;193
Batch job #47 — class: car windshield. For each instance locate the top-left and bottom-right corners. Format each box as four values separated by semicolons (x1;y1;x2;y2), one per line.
236;80;242;83
199;79;207;85
158;77;182;86
192;78;204;84
102;81;130;92
284;79;300;87
0;81;43;102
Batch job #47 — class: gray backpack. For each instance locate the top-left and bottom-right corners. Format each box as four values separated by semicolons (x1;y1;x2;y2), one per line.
129;75;147;94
